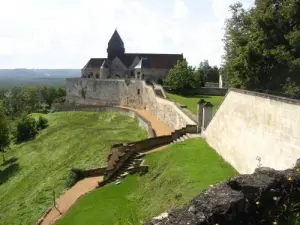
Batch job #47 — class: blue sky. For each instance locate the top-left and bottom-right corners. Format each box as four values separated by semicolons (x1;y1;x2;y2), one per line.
0;0;254;69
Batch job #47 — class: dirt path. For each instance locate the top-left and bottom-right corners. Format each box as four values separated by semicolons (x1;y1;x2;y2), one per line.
39;107;172;225
40;176;103;225
120;106;173;136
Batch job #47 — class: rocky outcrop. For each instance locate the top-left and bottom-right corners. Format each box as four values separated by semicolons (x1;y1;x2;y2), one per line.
145;159;300;225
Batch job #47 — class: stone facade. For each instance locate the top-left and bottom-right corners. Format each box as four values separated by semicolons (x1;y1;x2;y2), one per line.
81;30;183;82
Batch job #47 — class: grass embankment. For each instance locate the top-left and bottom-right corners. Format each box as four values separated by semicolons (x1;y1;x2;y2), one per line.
57;139;237;225
0;111;147;225
166;93;224;114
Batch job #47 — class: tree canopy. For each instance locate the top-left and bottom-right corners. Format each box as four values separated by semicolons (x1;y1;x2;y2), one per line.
164;59;195;92
0;107;10;161
222;0;300;97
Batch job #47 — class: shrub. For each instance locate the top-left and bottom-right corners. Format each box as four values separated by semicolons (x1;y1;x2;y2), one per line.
65;168;84;188
37;116;48;130
15;115;38;143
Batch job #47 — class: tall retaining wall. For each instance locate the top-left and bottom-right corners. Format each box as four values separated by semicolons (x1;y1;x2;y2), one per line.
66;78;197;130
203;89;300;174
142;83;197;129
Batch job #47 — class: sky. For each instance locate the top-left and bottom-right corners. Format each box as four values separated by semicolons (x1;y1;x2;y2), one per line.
0;0;254;69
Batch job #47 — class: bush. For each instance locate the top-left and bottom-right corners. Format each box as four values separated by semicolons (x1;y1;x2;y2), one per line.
37;116;48;130
65;168;84;188
15;115;38;143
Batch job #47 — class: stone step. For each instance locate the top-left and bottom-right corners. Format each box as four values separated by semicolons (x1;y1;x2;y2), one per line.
120;172;129;178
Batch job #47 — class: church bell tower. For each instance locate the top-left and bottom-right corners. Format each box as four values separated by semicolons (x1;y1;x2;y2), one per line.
107;30;125;61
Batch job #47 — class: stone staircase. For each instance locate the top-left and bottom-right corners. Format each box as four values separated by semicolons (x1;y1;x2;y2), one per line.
102;152;148;185
172;133;201;143
99;128;201;187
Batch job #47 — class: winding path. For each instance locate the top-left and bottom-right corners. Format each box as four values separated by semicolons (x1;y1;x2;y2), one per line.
39;107;173;225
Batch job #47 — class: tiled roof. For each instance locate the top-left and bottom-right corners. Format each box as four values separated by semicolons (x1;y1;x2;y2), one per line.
84;53;183;70
125;53;183;69
84;58;106;68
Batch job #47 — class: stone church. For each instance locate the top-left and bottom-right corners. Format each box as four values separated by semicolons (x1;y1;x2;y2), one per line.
81;30;184;83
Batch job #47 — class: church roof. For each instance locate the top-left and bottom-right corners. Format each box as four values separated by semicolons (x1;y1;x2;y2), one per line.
134;58;151;69
84;58;106;68
83;53;183;70
125;53;183;69
107;30;124;49
100;60;109;69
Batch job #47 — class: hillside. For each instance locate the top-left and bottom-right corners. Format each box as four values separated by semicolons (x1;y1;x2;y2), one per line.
0;69;80;88
0;111;147;225
57;139;237;225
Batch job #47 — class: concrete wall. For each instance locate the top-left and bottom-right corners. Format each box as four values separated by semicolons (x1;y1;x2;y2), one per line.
204;89;300;174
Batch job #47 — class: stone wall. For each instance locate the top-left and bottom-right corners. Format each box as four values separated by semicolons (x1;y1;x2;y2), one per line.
66;78;144;108
65;78;197;130
204;88;300;174
142;83;197;129
145;159;300;225
52;104;155;138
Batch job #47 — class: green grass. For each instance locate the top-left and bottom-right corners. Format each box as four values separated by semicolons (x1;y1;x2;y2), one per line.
166;93;224;114
57;139;237;225
0;111;147;225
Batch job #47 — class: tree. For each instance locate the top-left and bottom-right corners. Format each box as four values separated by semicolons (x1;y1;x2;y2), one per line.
164;59;195;92
223;0;300;97
15;115;38;143
37;116;48;130
0;107;10;162
195;60;220;86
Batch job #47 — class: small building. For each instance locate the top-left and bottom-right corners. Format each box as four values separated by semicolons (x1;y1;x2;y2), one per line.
81;30;184;83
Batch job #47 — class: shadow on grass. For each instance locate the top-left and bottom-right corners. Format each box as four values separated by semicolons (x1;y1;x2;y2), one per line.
0;163;20;185
1;157;18;167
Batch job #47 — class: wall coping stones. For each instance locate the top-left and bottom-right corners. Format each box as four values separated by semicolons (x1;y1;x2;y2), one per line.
231;88;300;106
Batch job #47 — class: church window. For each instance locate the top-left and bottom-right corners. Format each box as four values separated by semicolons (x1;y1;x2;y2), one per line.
137;89;140;95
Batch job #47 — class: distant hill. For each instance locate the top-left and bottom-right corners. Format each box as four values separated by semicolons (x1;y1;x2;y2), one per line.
0;69;81;88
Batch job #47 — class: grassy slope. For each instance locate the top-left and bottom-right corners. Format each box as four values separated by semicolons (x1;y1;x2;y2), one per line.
0;111;147;225
57;139;237;225
166;93;224;114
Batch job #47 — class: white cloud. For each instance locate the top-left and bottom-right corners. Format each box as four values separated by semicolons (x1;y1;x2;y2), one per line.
0;0;254;68
173;0;189;19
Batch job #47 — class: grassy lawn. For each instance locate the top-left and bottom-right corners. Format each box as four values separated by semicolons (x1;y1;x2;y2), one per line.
166;93;224;114
57;139;237;225
0;111;147;225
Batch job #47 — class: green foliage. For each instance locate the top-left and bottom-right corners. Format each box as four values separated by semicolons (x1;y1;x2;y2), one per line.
164;59;195;92
195;60;220;85
0;108;10;161
37;116;48;130
166;93;224;114
57;139;237;225
2;85;66;118
0;111;147;225
223;1;300;96
65;168;84;188
15;115;38;143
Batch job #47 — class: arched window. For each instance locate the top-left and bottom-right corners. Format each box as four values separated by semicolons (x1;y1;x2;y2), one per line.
96;73;99;78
